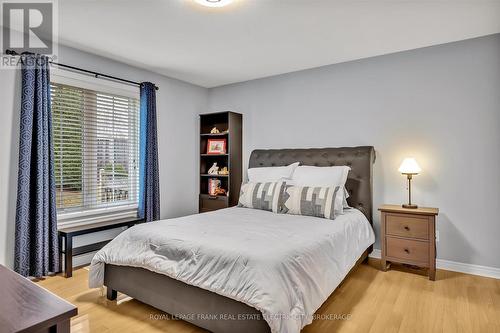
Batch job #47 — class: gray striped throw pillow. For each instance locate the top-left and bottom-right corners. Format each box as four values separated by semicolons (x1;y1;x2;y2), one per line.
238;181;287;213
282;185;344;220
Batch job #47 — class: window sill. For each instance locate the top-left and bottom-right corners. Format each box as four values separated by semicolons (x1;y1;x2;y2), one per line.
57;205;138;228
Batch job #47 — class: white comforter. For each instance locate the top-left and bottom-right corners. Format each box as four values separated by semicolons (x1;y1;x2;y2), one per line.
89;207;374;333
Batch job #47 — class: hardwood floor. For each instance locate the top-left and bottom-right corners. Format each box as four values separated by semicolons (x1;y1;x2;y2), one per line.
36;259;500;333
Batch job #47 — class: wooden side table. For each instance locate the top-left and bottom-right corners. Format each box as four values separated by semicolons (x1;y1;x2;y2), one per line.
0;265;77;332
379;204;439;280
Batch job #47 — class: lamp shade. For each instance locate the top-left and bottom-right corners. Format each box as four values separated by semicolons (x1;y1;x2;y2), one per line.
398;158;421;174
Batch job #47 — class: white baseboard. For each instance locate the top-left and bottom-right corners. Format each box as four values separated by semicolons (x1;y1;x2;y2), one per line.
368;249;382;259
368;249;500;280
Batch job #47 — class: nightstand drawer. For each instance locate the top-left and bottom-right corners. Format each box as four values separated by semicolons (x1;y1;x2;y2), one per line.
386;214;429;239
386;237;429;264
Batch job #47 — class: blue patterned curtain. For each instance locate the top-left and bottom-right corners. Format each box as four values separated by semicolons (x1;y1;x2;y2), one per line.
15;55;59;277
138;82;160;222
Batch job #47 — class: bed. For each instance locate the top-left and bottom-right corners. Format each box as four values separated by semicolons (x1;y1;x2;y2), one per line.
89;146;376;333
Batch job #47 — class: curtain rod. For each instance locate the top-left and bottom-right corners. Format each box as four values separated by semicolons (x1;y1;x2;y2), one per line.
5;49;159;91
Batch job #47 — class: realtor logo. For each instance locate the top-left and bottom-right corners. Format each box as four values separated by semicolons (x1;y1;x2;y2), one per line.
2;1;54;54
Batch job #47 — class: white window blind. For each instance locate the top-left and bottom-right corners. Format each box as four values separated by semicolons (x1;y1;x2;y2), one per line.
51;82;140;218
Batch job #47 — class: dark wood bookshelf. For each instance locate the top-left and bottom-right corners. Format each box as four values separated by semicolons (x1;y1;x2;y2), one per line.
199;111;242;213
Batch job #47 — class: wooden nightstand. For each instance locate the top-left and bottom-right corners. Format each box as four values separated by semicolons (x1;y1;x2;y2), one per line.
379;204;439;280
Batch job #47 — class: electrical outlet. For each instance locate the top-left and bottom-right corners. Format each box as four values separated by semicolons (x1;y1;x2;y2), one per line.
436;230;439;242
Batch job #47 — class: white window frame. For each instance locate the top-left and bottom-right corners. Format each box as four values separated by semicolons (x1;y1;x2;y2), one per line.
51;68;141;227
51;68;139;99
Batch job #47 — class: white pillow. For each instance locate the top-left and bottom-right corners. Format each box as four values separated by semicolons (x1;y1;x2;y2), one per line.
247;162;300;183
291;165;351;187
291;165;351;208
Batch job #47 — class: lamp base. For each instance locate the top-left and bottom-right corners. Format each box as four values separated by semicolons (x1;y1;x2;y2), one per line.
402;204;418;209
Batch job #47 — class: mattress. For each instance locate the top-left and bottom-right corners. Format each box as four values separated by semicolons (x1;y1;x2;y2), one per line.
89;207;375;333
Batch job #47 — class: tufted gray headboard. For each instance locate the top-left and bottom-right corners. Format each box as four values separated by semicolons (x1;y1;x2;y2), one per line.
248;146;376;224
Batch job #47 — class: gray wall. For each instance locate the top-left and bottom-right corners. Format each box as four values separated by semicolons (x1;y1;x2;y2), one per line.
0;45;208;268
208;34;500;268
1;34;499;270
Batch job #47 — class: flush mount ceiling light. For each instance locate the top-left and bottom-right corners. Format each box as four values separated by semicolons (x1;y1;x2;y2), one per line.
194;0;233;7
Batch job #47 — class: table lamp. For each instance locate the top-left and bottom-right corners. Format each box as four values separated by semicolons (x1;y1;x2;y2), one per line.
398;158;421;209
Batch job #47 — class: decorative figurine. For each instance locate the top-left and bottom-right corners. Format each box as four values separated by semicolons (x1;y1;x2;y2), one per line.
214;186;227;196
207;163;219;175
210;127;220;134
218;167;229;175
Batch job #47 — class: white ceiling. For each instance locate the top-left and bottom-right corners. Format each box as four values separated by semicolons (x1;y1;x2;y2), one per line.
56;0;500;88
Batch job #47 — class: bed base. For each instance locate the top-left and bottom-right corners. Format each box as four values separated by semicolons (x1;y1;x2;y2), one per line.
104;249;369;333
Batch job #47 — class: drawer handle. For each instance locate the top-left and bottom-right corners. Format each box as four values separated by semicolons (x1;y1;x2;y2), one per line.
404;248;410;254
404;226;410;231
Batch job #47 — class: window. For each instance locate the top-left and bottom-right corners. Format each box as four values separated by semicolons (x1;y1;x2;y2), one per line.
51;77;140;225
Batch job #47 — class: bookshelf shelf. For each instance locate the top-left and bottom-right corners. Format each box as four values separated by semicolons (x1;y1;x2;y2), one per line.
200;132;229;137
200;154;228;157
